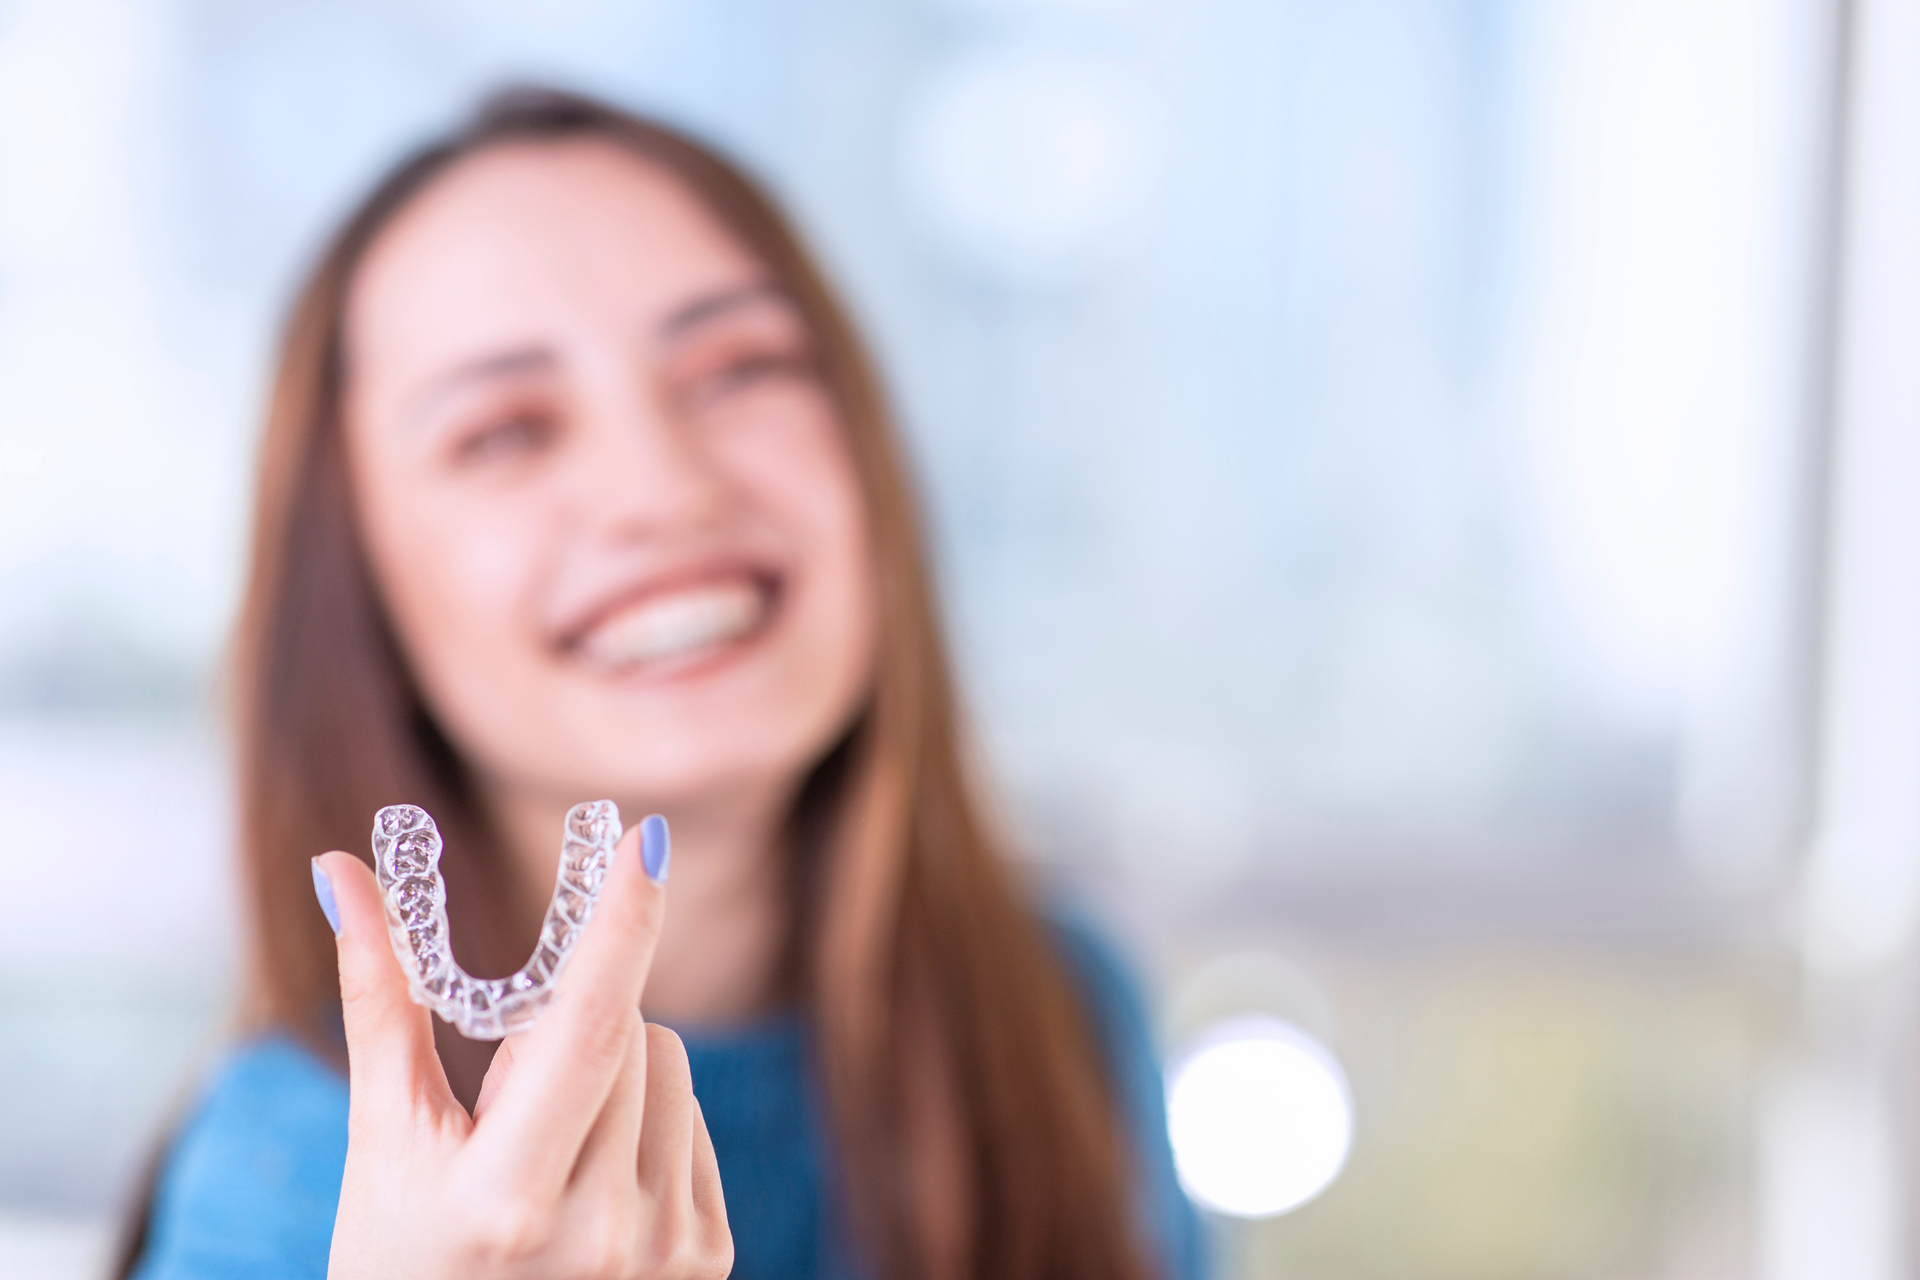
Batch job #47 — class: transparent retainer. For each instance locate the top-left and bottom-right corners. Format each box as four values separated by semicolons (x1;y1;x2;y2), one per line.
371;800;620;1040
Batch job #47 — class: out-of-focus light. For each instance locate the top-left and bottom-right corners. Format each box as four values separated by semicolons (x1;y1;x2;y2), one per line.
1798;0;1920;977
1165;1015;1353;1218
898;45;1154;280
1517;0;1781;705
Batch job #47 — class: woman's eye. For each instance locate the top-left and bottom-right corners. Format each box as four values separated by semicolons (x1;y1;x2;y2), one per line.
451;414;552;466
687;350;810;410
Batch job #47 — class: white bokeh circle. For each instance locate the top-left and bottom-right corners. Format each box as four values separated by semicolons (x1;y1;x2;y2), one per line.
1166;1014;1355;1218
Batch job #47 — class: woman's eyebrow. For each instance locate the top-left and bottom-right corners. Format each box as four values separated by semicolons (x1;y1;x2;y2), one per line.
656;282;790;344
409;346;556;423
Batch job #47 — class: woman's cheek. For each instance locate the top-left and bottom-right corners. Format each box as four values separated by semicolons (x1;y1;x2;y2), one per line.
449;511;544;626
725;408;863;537
389;494;548;691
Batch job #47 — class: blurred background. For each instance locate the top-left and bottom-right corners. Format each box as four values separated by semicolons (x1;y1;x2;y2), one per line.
2;0;1918;1276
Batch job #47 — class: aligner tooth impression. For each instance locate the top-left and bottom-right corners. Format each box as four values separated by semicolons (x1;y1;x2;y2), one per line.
371;800;620;1039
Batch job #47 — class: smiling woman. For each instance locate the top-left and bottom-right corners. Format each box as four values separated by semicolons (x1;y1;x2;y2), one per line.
116;87;1202;1280
340;136;878;921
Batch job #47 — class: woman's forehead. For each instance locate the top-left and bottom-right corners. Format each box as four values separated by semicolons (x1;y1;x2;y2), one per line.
344;140;761;391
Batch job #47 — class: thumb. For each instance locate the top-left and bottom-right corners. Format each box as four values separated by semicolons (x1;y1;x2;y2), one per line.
313;850;453;1116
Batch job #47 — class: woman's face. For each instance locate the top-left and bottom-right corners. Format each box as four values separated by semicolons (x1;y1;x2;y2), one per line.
343;140;876;817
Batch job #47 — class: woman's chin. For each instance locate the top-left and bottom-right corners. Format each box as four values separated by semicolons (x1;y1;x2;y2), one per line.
542;704;834;807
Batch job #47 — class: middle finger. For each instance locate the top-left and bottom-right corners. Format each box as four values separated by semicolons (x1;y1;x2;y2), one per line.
571;1010;649;1188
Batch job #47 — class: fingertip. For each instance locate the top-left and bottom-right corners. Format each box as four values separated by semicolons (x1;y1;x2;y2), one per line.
316;852;407;1019
643;1020;690;1079
313;848;369;880
310;857;340;934
313;851;383;941
537;810;667;1026
321;849;445;1101
604;818;665;920
616;822;644;862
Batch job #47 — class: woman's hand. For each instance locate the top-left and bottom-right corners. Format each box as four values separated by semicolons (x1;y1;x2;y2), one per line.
313;825;733;1280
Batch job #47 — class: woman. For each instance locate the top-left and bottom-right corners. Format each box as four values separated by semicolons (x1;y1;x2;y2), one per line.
122;86;1204;1280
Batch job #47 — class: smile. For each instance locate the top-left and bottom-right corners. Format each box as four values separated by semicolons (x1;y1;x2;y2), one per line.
572;573;776;674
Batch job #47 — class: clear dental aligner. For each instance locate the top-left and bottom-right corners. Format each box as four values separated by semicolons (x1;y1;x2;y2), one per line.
372;800;620;1040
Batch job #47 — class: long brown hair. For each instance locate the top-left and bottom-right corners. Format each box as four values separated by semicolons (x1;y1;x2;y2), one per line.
167;87;1153;1280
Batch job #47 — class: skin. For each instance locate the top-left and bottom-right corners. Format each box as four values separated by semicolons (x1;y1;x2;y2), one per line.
319;140;881;1277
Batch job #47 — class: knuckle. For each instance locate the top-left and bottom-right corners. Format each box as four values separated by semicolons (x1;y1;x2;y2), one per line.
574;1207;639;1280
644;1023;690;1080
673;1234;734;1280
699;1229;736;1278
576;1006;641;1075
456;1192;555;1264
335;952;382;1011
644;1022;686;1057
645;1197;732;1279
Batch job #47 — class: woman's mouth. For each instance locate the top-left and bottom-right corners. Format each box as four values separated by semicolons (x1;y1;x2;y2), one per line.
573;575;774;674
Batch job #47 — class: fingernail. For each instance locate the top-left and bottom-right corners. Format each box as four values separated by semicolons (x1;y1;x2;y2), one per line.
311;859;341;934
641;814;671;884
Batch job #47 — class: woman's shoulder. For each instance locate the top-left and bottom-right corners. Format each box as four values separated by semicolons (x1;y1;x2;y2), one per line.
1040;903;1211;1280
1044;905;1156;1048
1044;904;1177;1120
130;1033;348;1280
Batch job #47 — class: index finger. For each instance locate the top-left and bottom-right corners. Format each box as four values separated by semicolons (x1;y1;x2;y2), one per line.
464;815;670;1190
317;851;458;1123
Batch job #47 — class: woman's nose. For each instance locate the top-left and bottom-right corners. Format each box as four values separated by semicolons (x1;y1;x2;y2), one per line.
566;384;730;537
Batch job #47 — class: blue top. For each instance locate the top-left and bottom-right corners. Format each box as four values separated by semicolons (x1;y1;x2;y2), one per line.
131;914;1207;1280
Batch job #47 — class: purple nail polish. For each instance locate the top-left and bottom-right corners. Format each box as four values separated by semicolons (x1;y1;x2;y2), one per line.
312;859;341;934
641;814;670;884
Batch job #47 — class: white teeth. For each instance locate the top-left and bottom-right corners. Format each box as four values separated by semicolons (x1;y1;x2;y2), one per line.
579;580;764;671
